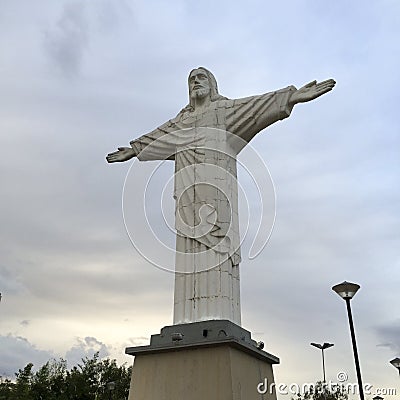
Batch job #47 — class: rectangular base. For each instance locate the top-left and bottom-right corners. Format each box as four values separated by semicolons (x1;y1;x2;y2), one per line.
126;320;278;400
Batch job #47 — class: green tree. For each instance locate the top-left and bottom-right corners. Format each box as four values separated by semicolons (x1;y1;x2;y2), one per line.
293;381;349;400
0;376;15;400
13;363;34;400
31;359;68;400
0;353;132;400
66;353;132;400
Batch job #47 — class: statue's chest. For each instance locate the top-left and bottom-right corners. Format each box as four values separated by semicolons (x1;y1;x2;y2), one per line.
180;107;226;130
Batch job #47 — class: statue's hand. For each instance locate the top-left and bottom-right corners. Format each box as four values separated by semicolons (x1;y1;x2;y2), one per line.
106;147;136;163
289;79;336;105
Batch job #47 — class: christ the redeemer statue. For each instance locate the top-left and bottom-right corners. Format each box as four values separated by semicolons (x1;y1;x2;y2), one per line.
107;67;335;326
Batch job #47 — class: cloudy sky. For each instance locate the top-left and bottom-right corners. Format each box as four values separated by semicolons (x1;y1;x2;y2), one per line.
0;0;399;397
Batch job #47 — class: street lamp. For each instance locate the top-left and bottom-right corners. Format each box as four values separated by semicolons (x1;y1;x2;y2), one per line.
107;382;116;400
332;281;364;400
390;358;400;376
310;342;334;382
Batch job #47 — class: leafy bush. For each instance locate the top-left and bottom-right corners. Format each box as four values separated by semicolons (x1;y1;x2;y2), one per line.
0;353;131;400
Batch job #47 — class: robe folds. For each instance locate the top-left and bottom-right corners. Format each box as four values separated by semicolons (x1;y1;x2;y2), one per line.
130;87;295;324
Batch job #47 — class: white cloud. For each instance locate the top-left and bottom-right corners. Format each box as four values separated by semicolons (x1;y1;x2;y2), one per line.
43;2;89;77
376;320;400;353
65;336;110;368
0;335;54;378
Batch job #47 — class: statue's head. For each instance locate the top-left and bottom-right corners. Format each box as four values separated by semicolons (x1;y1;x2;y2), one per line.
188;67;225;108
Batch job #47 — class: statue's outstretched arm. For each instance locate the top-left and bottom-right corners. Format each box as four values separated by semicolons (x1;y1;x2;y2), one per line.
106;146;136;163
288;79;336;107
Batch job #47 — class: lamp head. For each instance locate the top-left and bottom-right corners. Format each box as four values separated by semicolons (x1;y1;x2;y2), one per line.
332;281;360;300
311;342;323;349
311;342;334;350
390;357;400;370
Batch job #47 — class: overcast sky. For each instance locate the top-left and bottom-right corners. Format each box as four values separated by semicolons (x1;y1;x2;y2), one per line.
0;0;399;397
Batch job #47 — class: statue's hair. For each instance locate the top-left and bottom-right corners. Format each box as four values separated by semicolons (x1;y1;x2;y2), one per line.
180;67;227;113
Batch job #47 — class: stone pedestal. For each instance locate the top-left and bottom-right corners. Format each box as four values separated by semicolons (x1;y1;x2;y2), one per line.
125;320;278;400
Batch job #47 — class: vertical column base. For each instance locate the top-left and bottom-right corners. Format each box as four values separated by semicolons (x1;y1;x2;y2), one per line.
125;320;278;400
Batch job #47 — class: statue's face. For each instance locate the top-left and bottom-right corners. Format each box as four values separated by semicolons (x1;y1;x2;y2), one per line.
189;69;211;100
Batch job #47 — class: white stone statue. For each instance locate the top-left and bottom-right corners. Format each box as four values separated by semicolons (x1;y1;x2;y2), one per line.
107;67;335;326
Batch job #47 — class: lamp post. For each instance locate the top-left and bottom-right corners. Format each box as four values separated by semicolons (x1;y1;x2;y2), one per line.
107;382;116;400
332;281;364;400
390;358;400;376
310;342;334;382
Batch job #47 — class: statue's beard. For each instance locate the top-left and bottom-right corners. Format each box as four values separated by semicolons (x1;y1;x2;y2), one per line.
191;88;210;99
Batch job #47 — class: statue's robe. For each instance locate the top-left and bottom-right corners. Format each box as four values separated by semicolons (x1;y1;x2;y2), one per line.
130;86;295;324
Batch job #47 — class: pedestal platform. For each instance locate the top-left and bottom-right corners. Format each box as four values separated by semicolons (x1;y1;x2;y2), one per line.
125;320;278;400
